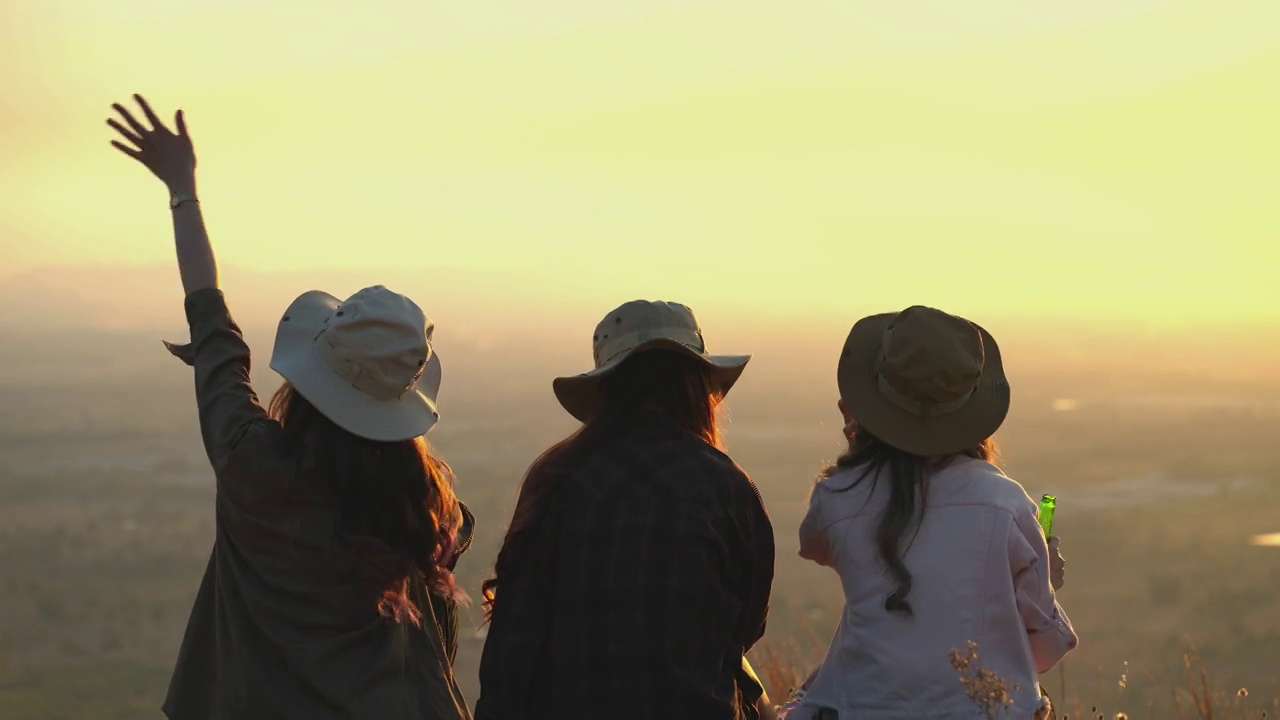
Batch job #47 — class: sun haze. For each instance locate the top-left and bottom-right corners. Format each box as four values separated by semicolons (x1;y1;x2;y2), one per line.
2;0;1278;332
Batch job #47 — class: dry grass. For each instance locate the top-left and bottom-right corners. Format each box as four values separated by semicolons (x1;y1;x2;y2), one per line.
751;636;810;701
752;639;1280;720
949;641;1021;720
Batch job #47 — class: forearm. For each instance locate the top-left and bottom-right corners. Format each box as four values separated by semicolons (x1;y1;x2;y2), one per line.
169;177;218;294
1029;600;1078;673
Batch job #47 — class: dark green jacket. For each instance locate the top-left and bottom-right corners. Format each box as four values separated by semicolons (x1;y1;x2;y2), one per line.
162;289;473;720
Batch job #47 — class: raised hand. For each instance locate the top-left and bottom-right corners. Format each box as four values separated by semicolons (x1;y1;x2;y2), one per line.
107;94;197;195
108;94;217;293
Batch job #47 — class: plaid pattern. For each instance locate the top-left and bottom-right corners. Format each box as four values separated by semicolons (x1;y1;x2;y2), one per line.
476;409;775;720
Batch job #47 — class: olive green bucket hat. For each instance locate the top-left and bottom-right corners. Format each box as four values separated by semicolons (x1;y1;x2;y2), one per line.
837;305;1010;456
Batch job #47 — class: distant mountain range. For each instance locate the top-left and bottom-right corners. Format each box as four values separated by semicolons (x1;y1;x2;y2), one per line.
0;264;573;338
3;264;1276;391
0;265;188;332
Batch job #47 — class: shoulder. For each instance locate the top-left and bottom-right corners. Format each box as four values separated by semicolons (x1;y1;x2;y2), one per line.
810;462;875;508
687;438;751;483
569;426;756;508
226;414;289;463
798;464;875;534
603;424;749;485
216;420;298;504
650;436;765;515
665;438;756;505
940;458;1038;519
815;463;867;492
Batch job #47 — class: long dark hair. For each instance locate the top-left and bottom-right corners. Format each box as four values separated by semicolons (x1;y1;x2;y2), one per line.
481;350;722;620
268;383;464;625
822;425;998;617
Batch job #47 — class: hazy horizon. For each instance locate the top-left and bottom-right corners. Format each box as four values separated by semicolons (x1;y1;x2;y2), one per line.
4;262;1278;394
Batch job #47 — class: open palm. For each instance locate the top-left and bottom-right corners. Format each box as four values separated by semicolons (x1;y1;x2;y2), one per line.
107;94;197;192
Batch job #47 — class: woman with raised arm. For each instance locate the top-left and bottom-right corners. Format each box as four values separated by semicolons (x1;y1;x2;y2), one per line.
787;306;1076;720
108;95;474;720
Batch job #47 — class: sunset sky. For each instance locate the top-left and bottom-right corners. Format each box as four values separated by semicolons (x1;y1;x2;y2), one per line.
1;0;1277;329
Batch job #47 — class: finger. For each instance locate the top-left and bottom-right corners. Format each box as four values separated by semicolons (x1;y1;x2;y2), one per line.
133;94;167;133
112;103;149;137
174;109;188;137
110;140;144;160
107;119;145;148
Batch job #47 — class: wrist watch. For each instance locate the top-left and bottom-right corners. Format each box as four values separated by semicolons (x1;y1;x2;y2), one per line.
170;190;199;210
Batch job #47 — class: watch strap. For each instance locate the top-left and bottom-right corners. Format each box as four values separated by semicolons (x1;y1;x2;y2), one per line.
170;190;199;210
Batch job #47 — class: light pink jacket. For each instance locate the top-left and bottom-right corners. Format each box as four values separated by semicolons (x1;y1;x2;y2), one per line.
795;457;1077;719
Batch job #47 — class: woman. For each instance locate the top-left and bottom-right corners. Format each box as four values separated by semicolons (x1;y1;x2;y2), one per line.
107;95;474;719
474;300;775;720
792;306;1076;720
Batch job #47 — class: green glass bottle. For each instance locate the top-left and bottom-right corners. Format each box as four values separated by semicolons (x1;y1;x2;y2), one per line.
1038;494;1057;538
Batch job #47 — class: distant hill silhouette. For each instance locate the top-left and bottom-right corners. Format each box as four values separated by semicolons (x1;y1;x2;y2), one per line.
3;264;1277;394
0;264;600;405
0;264;557;333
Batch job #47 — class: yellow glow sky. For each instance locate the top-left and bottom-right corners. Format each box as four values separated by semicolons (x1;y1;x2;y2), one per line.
2;0;1277;327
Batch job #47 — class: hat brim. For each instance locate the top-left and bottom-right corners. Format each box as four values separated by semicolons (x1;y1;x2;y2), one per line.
837;313;1010;457
268;290;442;442
552;339;750;423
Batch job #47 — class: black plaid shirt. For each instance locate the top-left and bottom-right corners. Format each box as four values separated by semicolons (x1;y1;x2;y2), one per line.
475;409;775;720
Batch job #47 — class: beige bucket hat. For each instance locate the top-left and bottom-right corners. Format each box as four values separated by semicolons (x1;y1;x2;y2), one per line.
553;300;750;423
268;286;443;442
837;305;1010;457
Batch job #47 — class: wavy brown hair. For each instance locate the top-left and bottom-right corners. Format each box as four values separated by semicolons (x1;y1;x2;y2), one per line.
822;425;999;617
268;383;463;625
481;350;722;620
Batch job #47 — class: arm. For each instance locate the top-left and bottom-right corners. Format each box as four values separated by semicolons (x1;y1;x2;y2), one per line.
183;290;270;476
169;187;218;294
475;518;558;720
735;477;775;718
741;476;775;655
108;96;267;480
1008;508;1079;673
798;484;835;568
656;508;747;709
649;468;775;715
